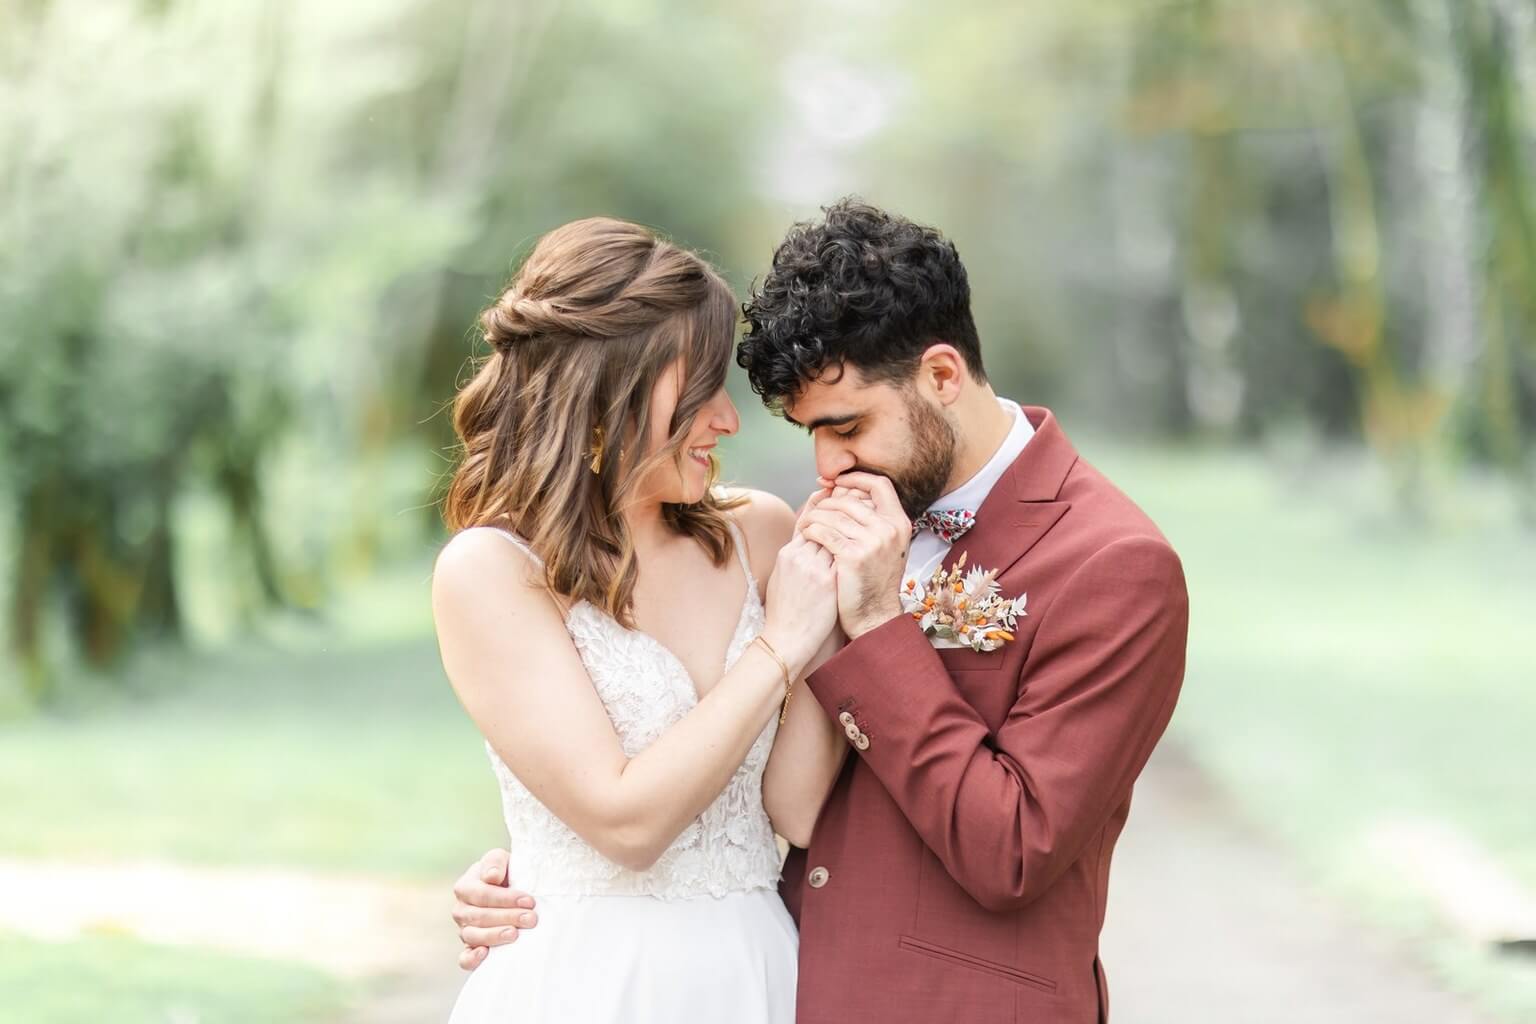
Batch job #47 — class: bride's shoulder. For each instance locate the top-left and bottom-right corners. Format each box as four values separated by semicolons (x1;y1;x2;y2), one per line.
433;526;544;603
715;487;796;579
716;486;795;534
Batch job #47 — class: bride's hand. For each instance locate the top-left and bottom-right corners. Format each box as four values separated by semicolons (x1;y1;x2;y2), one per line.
760;531;839;673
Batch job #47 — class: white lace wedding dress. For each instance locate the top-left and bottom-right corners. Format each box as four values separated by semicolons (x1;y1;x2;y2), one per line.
448;524;797;1024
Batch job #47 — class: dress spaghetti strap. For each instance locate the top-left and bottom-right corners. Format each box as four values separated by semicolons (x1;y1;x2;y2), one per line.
481;526;546;568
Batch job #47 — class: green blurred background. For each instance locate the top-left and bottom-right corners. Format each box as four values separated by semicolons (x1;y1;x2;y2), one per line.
1;1;1533;1021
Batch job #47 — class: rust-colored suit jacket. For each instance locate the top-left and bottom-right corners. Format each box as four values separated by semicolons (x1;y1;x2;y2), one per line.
782;407;1189;1023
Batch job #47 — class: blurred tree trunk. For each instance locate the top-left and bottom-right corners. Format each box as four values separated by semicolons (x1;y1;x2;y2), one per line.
8;470;182;702
1180;129;1245;435
10;478;59;702
1451;0;1536;520
216;448;288;612
1305;9;1446;516
1411;0;1482;446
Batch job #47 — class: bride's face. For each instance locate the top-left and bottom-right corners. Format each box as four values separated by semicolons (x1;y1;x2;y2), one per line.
636;358;740;506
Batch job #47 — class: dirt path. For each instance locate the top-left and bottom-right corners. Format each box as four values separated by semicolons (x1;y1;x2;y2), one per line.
0;858;451;980
1100;743;1498;1024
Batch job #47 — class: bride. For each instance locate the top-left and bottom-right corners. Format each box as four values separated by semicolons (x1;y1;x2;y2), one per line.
431;217;848;1022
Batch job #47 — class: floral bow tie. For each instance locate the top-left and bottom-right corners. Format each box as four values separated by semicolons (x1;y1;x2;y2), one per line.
910;508;977;544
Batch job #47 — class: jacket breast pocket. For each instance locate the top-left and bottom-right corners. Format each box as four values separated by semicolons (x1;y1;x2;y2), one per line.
936;646;1008;673
935;650;1021;730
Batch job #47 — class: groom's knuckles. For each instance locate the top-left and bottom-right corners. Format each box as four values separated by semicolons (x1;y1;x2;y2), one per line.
805;508;860;536
476;880;526;908
480;848;510;882
838;472;903;518
460;924;519;946
455;903;498;930
800;523;834;552
818;496;874;522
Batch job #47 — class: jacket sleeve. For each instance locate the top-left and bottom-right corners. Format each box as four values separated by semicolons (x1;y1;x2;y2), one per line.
805;535;1189;912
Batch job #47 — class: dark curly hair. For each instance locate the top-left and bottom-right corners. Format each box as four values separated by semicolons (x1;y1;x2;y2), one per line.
737;198;985;410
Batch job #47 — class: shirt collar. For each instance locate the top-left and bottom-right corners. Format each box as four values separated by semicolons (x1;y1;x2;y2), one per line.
928;397;1034;514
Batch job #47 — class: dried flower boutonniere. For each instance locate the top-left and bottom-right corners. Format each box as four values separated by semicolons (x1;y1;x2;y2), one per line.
900;552;1027;652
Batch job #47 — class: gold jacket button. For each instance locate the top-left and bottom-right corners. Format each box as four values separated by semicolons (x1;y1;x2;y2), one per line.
808;866;830;888
837;711;856;728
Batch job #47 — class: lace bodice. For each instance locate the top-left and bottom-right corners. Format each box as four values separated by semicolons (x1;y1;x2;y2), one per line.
480;523;781;899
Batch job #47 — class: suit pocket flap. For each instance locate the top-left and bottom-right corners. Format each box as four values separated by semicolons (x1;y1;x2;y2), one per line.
897;935;1057;993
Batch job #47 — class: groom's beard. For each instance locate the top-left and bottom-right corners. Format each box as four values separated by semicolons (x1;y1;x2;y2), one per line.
862;398;957;522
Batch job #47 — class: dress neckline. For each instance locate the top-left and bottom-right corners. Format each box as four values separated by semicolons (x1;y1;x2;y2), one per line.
490;521;762;705
588;574;759;705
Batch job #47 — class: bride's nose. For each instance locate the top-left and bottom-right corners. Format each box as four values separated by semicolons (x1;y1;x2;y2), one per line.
709;391;740;436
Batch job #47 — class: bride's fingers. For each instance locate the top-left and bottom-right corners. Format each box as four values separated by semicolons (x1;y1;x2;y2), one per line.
796;488;834;530
788;534;830;569
459;945;490;971
830;485;876;509
799;522;848;556
807;542;834;569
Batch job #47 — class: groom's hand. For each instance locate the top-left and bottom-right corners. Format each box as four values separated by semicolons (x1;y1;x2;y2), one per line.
451;848;539;970
799;472;909;639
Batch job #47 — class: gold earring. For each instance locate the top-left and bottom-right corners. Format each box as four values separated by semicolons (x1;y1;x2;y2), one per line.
588;425;605;475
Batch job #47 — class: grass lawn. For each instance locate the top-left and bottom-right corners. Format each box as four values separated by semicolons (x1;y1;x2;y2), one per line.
0;561;498;1022
0;637;504;879
0;561;504;878
0;930;352;1024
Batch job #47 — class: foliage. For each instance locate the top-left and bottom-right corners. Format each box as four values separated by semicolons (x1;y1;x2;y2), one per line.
2;0;1534;696
0;930;351;1024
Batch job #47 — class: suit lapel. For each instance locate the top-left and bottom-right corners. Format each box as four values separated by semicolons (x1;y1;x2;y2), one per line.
944;406;1077;582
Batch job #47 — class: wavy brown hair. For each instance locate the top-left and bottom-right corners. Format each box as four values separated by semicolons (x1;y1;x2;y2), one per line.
442;217;746;627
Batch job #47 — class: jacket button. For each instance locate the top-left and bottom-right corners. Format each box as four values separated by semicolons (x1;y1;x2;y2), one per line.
838;711;856;728
808;866;830;888
853;731;870;751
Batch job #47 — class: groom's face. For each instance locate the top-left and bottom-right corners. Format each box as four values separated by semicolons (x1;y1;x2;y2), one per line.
781;364;958;521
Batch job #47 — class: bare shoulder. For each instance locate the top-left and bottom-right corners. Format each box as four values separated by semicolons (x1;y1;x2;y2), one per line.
718;487;796;583
432;526;545;613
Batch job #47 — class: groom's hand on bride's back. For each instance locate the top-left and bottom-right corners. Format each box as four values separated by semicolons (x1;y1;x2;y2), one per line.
451;848;538;970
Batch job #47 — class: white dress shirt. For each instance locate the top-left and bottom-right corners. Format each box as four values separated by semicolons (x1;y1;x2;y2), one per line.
905;397;1034;582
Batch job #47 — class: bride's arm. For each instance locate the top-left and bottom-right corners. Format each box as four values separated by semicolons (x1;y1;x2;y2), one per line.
731;490;850;848
431;527;831;873
762;627;848;847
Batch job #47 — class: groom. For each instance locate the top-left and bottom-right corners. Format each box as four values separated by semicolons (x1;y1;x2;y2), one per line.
451;199;1189;1022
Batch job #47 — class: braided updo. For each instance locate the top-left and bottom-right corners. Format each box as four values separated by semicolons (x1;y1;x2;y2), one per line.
443;217;745;627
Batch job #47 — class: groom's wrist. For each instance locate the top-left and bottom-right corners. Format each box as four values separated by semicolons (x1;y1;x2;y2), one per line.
843;602;905;640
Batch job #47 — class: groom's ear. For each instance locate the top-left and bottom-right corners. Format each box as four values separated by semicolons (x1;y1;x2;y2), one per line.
916;343;968;404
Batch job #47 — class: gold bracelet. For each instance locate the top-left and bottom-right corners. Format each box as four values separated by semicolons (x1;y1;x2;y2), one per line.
752;634;794;724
